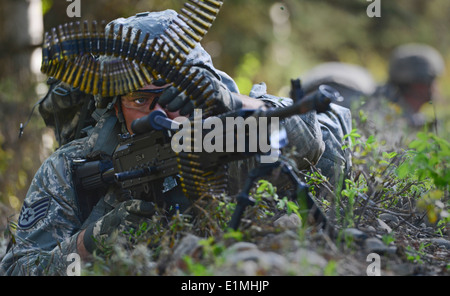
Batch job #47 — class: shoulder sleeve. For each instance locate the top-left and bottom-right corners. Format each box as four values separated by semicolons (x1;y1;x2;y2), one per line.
0;144;83;275
249;82;325;170
315;103;353;187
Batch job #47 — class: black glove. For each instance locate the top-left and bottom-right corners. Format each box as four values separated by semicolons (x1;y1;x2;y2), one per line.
83;200;156;253
158;67;242;116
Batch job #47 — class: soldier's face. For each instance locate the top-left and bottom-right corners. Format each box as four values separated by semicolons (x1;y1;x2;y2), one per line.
401;82;435;113
118;84;181;134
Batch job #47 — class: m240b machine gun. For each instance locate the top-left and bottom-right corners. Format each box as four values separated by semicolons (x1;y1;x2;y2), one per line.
74;80;342;232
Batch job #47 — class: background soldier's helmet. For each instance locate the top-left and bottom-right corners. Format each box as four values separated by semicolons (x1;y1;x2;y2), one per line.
95;10;238;108
301;62;376;109
388;43;445;85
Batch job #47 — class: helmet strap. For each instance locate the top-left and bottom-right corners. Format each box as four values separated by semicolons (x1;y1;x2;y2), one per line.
113;96;128;134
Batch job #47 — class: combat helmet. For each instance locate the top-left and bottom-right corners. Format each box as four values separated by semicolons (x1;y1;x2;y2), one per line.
95;9;237;108
301;62;376;109
388;43;445;85
37;3;229;145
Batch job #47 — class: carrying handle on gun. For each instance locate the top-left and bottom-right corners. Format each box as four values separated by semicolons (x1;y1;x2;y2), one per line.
261;83;343;119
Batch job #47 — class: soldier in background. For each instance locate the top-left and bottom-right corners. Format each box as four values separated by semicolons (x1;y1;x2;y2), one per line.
302;44;445;148
374;43;445;129
301;62;377;110
364;43;445;147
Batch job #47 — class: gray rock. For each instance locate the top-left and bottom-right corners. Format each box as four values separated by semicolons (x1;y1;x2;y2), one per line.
288;248;328;268
274;214;302;229
362;225;377;233
172;234;201;261
259;230;300;252
227;242;258;253
342;228;369;242
364;237;396;255
430;238;450;250
225;248;288;271
379;213;399;224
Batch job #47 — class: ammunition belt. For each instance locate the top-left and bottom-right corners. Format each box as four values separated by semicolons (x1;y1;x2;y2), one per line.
40;0;224;102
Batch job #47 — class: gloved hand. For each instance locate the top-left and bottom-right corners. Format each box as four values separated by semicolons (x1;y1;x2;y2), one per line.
158;66;242;116
82;200;156;253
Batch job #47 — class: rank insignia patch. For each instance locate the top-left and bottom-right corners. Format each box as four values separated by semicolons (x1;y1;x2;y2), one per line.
18;197;51;229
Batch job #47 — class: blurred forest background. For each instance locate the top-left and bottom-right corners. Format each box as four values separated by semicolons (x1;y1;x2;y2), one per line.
0;0;449;218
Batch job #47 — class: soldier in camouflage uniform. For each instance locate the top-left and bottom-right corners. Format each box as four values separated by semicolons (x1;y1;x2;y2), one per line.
362;43;445;147
0;10;351;275
301;62;377;110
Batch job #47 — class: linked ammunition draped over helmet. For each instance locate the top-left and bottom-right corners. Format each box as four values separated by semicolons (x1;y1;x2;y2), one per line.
94;9;225;107
40;1;225;99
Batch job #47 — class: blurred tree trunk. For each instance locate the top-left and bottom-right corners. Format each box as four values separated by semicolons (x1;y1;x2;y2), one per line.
0;0;43;83
0;0;44;211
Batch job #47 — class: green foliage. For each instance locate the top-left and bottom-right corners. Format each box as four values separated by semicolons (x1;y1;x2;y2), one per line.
234;52;262;95
398;132;450;188
0;79;47;210
248;179;282;222
41;0;53;15
397;132;450;224
2;0;450;276
276;196;301;218
318;118;449;232
183;255;211;276
406;242;432;265
323;260;338;276
382;233;395;246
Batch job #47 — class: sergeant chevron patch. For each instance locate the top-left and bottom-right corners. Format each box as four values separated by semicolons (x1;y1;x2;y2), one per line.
18;197;51;229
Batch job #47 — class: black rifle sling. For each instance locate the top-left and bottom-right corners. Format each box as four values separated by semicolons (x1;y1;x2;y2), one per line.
75;113;121;222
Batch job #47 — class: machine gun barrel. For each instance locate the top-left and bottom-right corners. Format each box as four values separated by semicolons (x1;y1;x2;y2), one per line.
74;79;343;232
131;109;181;134
218;83;342;123
115;166;158;182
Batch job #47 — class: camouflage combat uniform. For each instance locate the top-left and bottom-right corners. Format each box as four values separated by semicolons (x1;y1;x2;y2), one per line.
0;113;120;275
361;43;445;148
0;90;351;275
0;11;352;275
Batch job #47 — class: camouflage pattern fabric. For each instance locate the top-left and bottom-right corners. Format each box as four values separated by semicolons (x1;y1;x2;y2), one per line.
0;112;122;275
363;43;445;141
315;103;352;188
83;200;156;254
39;10;239;148
0;9;353;275
39;80;96;147
227;82;352;194
0;91;352;275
